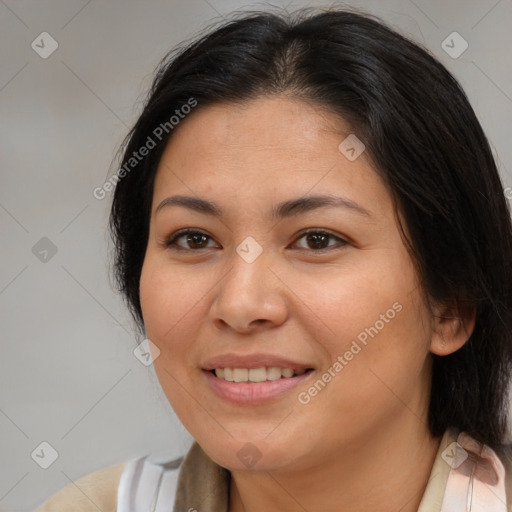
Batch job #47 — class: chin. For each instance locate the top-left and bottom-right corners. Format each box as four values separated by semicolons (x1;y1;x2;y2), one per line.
197;435;309;473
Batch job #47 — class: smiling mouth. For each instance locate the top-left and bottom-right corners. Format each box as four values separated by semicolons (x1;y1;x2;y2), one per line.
209;367;314;383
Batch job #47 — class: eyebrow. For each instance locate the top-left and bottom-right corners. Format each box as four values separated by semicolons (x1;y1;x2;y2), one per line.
155;194;372;219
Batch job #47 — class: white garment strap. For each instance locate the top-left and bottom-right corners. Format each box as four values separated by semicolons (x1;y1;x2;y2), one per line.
440;432;507;512
117;455;182;512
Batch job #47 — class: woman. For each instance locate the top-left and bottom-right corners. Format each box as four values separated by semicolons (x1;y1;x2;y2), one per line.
36;7;512;511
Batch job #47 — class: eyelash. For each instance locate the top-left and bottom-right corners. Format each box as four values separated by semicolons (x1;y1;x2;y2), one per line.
163;228;348;253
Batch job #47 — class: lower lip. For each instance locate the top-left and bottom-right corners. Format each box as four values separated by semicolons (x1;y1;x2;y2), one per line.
202;370;314;404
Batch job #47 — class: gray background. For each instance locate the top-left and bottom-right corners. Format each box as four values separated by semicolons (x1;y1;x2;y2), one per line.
1;0;511;510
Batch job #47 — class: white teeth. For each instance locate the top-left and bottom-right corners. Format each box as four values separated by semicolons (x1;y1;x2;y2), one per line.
212;367;308;382
266;367;282;380
249;367;267;382
281;368;294;378
233;368;248;382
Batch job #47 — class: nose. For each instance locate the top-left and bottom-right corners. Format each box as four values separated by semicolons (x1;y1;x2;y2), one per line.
209;246;289;333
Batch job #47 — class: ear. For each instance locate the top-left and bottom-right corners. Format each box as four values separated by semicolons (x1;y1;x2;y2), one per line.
430;301;476;356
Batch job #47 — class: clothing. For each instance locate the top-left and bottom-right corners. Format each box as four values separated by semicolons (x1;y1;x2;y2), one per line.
35;428;512;511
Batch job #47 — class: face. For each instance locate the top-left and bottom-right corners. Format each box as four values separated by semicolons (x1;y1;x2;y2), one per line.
139;96;435;472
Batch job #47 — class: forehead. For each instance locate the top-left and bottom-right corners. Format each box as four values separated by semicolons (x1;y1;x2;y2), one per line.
156;96;348;174
152;96;391;219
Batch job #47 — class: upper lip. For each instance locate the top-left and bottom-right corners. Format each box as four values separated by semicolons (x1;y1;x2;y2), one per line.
202;353;314;371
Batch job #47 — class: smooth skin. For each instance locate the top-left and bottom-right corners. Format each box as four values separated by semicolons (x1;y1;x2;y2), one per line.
139;96;475;512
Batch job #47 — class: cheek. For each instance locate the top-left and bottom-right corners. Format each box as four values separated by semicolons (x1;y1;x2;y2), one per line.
139;258;209;427
293;256;430;401
290;258;417;351
139;258;208;352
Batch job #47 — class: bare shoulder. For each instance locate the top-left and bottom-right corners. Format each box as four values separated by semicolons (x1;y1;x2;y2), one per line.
35;461;126;512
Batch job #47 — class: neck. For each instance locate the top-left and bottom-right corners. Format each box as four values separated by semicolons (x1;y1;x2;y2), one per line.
228;418;442;512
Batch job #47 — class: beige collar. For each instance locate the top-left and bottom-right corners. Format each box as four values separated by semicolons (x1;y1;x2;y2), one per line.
173;429;509;511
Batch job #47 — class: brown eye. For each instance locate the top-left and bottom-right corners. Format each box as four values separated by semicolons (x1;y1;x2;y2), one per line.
165;230;218;250
185;233;209;249
164;228;347;253
294;230;347;251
